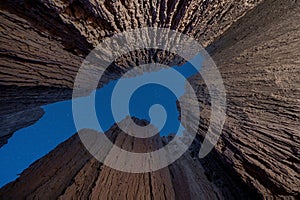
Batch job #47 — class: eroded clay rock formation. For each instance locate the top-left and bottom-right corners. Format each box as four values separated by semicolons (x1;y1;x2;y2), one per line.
0;118;228;199
1;0;299;199
1;0;262;88
180;0;300;197
0;0;262;144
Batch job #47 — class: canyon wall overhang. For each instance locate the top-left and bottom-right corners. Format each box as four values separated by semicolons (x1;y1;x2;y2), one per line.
0;0;299;198
0;0;263;146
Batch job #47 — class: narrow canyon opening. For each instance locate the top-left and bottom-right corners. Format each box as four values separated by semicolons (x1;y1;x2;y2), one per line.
0;0;299;199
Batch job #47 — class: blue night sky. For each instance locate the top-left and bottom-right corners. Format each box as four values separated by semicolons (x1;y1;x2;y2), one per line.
0;56;202;187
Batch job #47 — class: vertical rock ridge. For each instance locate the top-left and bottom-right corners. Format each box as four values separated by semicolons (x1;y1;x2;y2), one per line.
0;0;263;142
1;0;262;88
1;0;298;199
0;118;221;199
180;0;300;197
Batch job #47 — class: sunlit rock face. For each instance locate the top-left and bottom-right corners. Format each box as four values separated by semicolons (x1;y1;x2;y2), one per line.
1;0;300;199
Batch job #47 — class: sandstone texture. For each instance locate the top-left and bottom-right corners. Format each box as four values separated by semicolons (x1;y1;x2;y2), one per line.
0;118;229;199
181;0;300;198
1;0;262;87
0;0;262;143
1;0;299;199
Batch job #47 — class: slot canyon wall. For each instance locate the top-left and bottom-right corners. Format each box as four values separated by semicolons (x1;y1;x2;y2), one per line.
181;0;300;197
0;0;262;146
0;118;260;199
0;0;299;199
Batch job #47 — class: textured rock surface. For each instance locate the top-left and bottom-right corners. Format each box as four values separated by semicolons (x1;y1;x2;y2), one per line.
0;118;225;199
1;0;299;199
0;106;44;147
0;0;262;144
181;0;300;198
1;0;262;87
0;85;74;147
